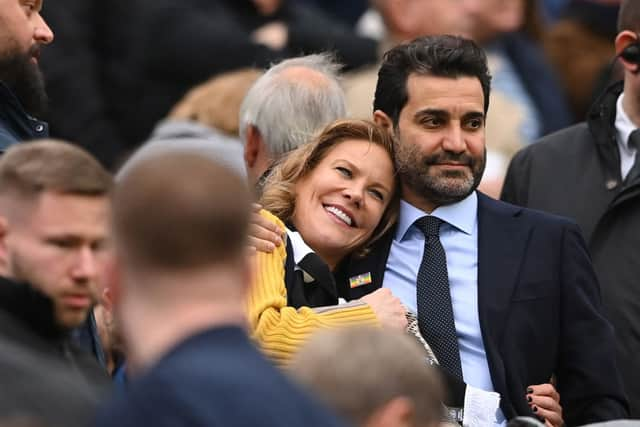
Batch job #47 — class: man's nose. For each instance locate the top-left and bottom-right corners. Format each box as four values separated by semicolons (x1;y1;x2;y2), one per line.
71;247;98;281
442;126;466;153
33;14;54;45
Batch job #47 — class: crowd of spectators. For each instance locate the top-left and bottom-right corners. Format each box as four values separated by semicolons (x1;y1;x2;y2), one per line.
0;0;639;427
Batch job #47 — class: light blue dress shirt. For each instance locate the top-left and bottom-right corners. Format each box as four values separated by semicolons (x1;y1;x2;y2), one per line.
384;192;506;425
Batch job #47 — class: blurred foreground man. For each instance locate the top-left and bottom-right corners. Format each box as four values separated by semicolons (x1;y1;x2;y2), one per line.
290;327;444;427
96;152;346;427
0;140;112;425
0;0;54;148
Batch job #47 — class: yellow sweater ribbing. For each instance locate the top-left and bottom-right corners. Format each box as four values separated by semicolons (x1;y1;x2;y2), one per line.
247;210;379;364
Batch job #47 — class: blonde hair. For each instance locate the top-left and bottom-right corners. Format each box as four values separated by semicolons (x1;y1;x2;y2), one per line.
169;68;262;135
261;119;399;256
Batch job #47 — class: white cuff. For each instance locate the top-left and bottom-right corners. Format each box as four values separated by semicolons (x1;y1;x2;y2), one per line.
462;385;501;426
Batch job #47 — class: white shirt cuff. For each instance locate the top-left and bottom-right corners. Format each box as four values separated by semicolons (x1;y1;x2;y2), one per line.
463;384;501;426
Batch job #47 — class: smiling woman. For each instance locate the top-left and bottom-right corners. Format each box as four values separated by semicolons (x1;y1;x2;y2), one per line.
247;119;403;363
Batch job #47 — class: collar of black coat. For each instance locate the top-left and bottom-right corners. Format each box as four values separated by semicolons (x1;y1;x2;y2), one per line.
588;80;624;188
588;80;623;141
0;80;47;147
0;274;68;341
0;81;27;117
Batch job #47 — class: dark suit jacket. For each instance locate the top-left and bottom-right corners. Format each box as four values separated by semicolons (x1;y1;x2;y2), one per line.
337;193;628;426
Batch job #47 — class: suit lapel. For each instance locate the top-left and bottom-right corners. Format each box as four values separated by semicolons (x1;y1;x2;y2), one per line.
476;194;532;399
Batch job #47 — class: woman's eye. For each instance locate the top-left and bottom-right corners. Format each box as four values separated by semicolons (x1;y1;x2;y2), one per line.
368;189;384;201
335;166;352;178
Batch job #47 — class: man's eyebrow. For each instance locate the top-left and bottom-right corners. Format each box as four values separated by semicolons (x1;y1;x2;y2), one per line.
462;111;485;120
414;109;450;120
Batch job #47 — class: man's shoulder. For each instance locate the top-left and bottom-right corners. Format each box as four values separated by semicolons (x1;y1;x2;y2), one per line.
98;337;346;427
479;194;577;229
0;335;104;426
515;122;592;162
0;120;20;151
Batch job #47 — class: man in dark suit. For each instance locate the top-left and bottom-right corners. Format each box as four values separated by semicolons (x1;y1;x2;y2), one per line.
339;35;628;426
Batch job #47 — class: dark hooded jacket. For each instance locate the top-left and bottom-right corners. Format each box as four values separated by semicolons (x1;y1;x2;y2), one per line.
0;275;110;425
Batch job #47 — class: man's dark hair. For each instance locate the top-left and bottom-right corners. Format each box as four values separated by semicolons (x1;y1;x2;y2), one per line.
373;35;492;125
618;0;640;33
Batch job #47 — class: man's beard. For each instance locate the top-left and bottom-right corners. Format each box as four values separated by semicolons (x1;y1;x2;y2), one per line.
394;138;486;207
0;45;48;117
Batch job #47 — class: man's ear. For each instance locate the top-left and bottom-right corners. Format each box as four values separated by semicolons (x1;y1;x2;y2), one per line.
0;216;10;276
244;125;263;168
373;110;394;130
364;396;415;427
616;30;640;73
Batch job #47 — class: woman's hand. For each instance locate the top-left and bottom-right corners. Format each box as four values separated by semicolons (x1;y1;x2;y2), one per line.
360;288;407;331
249;204;284;253
526;383;563;427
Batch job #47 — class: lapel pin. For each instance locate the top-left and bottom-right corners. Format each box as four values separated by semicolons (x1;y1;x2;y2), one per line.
349;272;372;288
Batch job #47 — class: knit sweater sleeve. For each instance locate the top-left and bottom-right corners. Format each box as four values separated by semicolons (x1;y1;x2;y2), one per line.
247;210;379;364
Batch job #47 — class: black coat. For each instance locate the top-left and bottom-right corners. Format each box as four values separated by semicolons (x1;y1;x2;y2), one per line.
113;0;378;151
501;81;640;417
0;82;48;150
40;0;138;169
0;276;110;425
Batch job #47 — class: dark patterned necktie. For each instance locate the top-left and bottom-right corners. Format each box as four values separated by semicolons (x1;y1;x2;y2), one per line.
415;216;463;380
625;129;640;185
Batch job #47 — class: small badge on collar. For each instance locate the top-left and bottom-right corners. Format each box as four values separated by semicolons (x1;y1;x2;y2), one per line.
349;272;372;288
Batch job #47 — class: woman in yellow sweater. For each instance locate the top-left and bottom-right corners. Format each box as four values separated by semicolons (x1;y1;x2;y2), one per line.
248;119;564;426
247;119;403;364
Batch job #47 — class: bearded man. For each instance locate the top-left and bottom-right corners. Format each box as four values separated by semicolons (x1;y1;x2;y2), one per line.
338;35;629;426
0;0;54;149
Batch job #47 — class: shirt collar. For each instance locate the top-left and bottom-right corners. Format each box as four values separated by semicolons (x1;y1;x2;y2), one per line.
395;191;478;241
286;226;315;266
615;93;637;151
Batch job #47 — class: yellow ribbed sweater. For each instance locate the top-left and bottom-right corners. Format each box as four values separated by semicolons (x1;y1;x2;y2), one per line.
247;210;379;364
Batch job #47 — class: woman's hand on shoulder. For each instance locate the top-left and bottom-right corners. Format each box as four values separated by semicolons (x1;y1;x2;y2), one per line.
249;204;284;253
